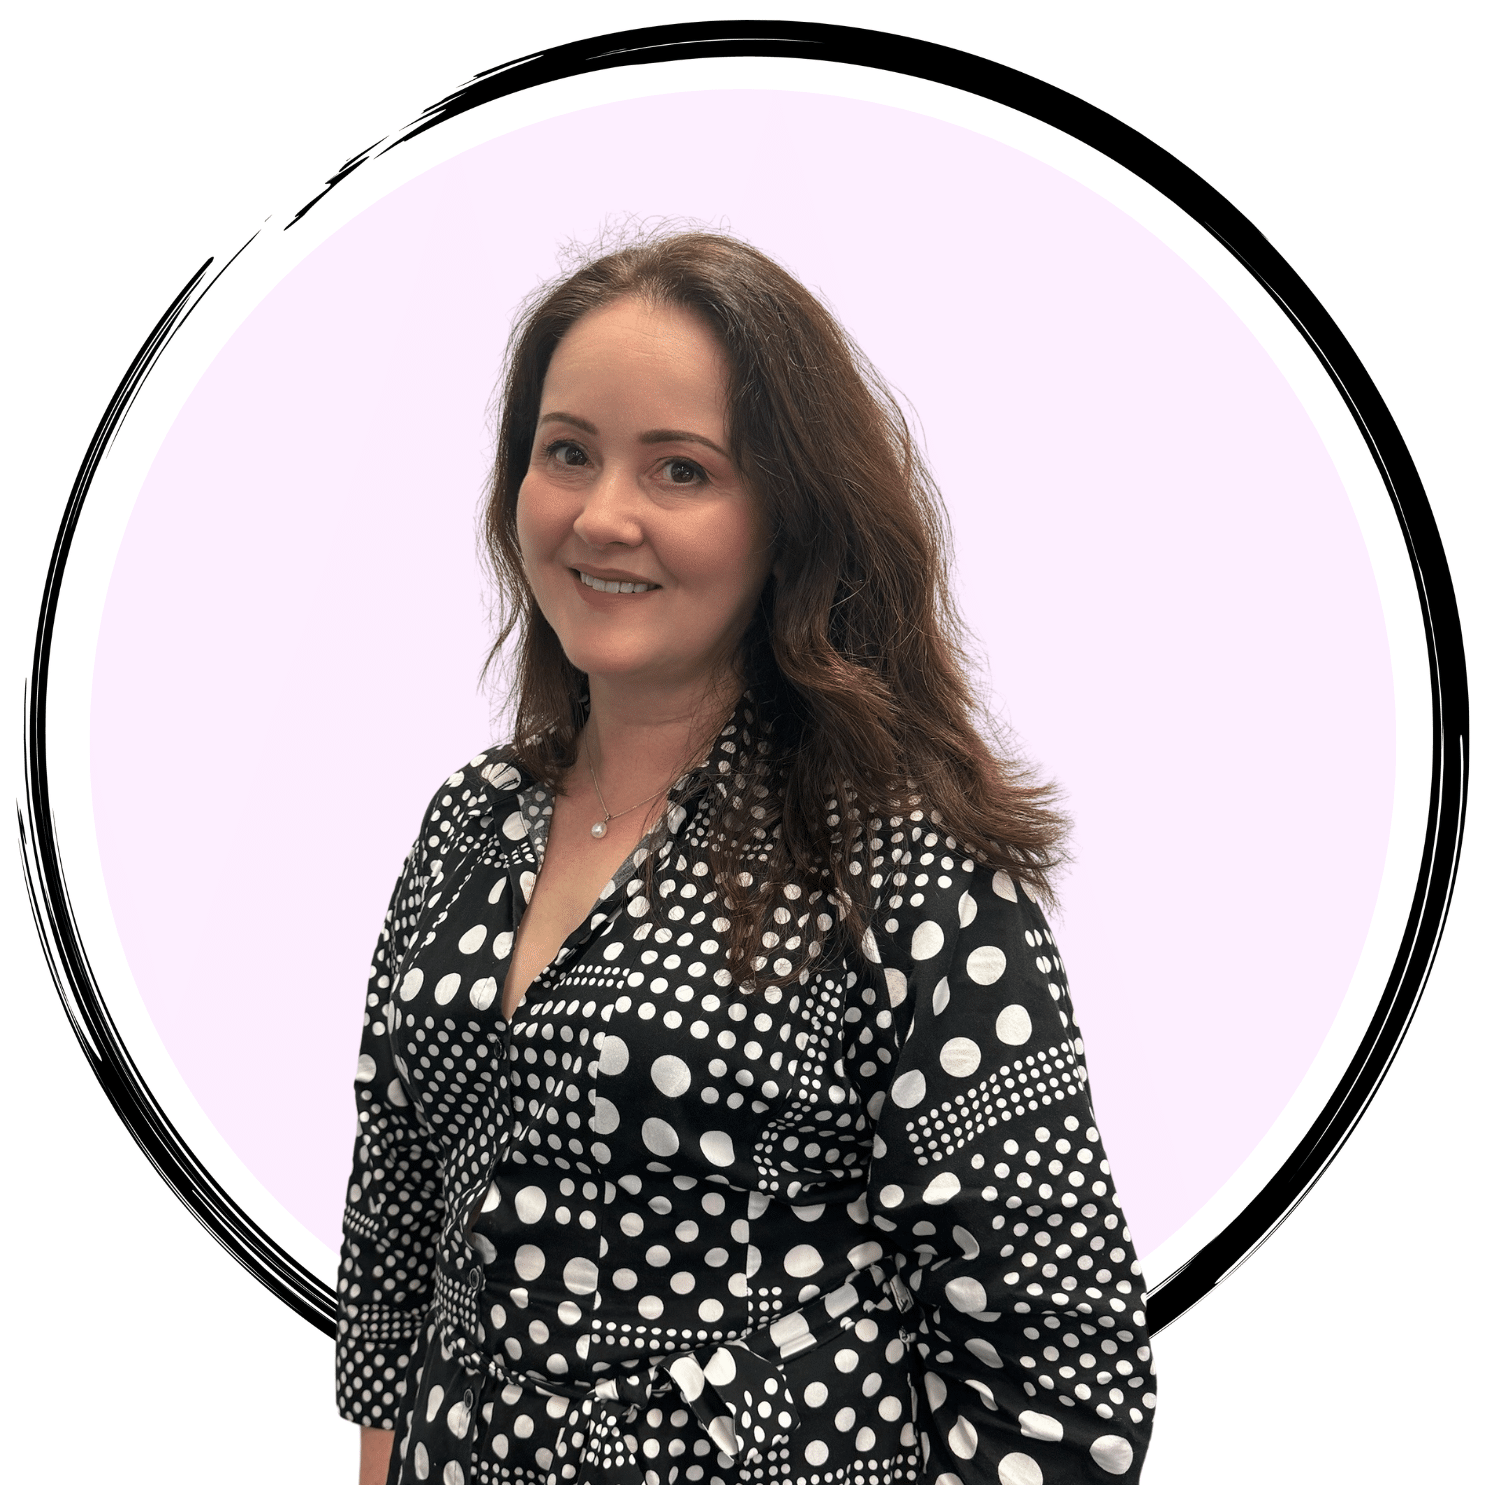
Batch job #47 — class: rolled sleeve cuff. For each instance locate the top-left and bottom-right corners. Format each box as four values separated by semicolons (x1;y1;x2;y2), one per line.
335;1299;432;1428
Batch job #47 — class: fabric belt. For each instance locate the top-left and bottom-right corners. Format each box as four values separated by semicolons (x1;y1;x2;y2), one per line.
401;1273;894;1485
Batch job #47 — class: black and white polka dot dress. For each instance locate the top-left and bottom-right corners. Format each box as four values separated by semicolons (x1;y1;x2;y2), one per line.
337;703;1154;1485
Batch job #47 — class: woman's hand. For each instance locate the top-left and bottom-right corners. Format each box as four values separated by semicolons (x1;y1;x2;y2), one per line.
359;1425;394;1485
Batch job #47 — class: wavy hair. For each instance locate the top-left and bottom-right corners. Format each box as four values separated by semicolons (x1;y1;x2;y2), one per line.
481;230;1068;992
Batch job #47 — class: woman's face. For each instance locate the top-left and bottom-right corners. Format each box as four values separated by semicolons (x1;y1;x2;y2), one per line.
516;297;773;700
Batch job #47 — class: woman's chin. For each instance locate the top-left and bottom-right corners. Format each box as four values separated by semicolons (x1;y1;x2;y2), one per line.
562;645;673;683
562;646;728;696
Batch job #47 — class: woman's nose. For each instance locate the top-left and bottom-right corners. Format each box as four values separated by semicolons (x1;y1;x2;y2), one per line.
572;466;644;548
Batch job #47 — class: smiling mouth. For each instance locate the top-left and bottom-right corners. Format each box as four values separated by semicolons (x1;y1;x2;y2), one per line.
576;570;659;595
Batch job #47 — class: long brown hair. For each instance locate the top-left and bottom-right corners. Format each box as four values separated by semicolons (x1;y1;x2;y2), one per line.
482;229;1067;992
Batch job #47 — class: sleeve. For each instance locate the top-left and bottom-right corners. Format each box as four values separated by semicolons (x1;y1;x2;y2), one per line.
861;839;1154;1483
334;814;446;1428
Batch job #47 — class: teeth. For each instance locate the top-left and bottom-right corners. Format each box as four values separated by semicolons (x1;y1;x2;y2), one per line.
579;571;656;594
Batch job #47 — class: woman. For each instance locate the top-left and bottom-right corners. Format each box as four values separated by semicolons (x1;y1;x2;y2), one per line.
337;232;1154;1485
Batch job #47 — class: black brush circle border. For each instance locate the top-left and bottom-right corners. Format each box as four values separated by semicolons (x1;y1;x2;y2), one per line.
20;19;1468;1337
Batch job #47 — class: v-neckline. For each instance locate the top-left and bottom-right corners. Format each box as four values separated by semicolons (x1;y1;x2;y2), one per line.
492;696;761;1028
498;790;673;1029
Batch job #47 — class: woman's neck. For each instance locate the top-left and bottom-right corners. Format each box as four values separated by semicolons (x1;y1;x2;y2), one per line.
579;672;741;802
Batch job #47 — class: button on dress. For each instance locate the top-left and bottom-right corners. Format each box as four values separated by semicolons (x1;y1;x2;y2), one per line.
337;703;1155;1484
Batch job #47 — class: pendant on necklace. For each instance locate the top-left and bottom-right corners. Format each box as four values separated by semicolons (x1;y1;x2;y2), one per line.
591;819;608;839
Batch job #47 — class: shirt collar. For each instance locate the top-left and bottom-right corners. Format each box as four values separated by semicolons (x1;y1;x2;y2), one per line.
483;688;770;818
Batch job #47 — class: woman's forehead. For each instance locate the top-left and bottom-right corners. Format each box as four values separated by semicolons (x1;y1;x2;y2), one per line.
540;302;732;429
557;296;724;364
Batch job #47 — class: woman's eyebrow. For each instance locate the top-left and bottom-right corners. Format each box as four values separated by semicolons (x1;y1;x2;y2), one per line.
639;428;730;459
537;412;729;461
537;411;598;433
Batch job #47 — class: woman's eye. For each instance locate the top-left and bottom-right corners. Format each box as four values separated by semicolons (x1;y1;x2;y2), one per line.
661;458;706;485
545;439;587;467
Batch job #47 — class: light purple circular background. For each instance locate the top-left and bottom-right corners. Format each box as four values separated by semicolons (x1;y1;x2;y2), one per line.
91;91;1392;1259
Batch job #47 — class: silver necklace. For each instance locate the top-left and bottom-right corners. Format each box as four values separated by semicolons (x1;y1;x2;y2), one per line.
583;731;681;839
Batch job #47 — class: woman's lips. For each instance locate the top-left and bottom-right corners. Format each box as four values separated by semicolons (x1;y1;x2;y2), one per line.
573;568;660;595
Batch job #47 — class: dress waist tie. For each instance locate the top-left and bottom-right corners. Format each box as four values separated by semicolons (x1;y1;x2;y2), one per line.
404;1276;877;1485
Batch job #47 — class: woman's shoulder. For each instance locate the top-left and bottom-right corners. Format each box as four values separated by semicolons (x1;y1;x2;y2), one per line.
405;742;534;845
861;815;1076;1058
865;805;1056;960
417;741;520;802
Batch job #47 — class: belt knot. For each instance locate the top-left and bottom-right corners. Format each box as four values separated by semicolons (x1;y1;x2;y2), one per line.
407;1275;874;1485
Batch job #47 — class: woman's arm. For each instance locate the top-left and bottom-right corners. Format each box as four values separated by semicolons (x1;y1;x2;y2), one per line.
336;802;447;1438
359;1425;394;1485
863;834;1154;1481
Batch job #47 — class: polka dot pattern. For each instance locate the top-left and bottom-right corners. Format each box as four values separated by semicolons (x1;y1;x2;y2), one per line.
336;706;1153;1485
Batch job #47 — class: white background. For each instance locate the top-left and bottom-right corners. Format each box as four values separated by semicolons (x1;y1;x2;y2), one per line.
2;4;1478;1479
